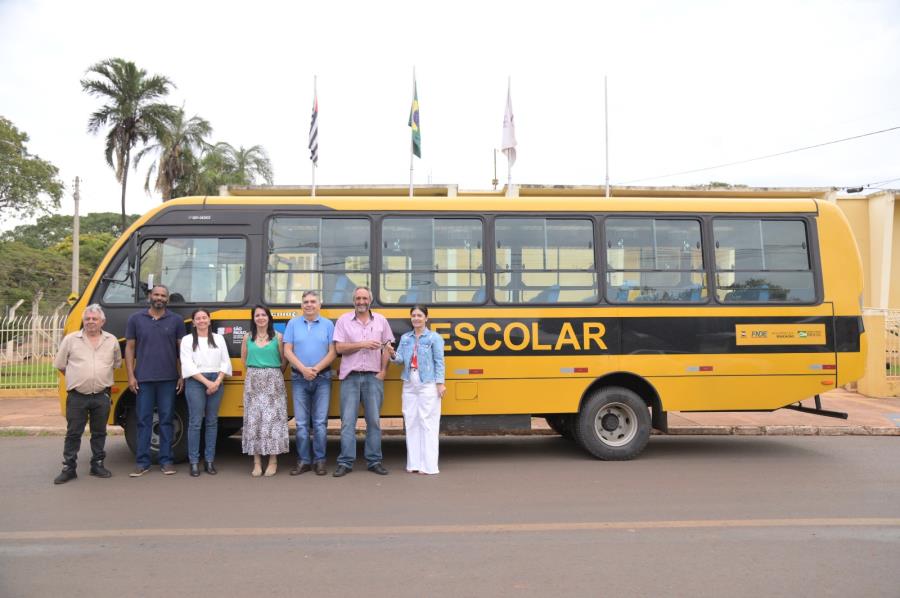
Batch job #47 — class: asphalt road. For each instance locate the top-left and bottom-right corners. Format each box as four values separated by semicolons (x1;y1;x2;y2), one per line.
2;434;899;597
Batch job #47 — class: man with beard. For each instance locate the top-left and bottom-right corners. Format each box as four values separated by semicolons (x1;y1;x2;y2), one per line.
332;286;395;477
125;284;185;476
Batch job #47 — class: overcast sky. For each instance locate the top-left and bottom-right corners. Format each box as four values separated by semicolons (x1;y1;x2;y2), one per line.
2;0;898;229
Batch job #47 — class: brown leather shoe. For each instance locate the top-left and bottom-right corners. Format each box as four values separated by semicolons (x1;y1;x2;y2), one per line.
314;461;327;476
290;462;312;476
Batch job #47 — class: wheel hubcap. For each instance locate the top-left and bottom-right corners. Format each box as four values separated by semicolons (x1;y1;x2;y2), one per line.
593;401;638;447
601;413;620;432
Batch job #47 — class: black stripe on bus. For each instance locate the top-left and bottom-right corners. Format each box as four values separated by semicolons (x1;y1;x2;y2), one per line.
206;315;860;359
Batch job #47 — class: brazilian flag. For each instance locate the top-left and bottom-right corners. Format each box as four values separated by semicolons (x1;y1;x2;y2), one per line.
408;79;421;158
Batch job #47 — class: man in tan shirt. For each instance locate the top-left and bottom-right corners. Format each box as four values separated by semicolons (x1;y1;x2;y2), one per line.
53;304;122;484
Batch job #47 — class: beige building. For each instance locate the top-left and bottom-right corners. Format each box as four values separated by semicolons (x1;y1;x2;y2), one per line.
835;190;899;397
223;183;899;396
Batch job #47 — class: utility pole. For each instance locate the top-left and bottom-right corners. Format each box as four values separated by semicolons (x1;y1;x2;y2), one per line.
71;177;80;298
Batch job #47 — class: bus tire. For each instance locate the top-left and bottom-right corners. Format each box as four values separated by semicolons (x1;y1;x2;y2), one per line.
123;396;189;464
574;387;650;460
545;415;574;440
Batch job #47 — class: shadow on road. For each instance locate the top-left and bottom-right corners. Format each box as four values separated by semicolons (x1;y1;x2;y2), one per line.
205;432;829;467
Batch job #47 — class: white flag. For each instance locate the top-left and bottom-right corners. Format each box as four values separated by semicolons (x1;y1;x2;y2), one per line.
501;80;517;168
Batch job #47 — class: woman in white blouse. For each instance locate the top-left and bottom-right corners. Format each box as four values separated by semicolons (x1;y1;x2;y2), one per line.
180;308;233;477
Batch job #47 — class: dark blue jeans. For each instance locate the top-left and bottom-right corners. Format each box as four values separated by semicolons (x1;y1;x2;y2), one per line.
292;371;332;464
185;374;224;464
337;371;383;469
136;379;177;468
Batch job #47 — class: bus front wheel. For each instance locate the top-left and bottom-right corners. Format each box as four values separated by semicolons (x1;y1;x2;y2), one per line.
574;387;650;460
123;398;189;464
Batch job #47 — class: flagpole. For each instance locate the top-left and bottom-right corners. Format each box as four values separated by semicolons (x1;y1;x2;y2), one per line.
312;75;317;198
507;77;512;193
604;76;610;198
409;67;415;198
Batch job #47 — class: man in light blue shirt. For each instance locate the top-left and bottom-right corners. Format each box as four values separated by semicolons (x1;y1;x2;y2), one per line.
284;290;336;476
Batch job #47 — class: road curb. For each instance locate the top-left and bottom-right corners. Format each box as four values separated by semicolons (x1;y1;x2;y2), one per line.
664;425;900;436
2;425;898;437
0;426;117;436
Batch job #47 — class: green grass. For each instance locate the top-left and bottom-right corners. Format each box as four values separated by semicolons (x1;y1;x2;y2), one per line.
0;362;58;389
0;429;58;437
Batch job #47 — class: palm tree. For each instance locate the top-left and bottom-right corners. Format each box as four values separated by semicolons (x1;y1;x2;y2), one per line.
175;142;275;196
133;107;212;200
81;58;176;229
214;142;274;185
189;144;238;195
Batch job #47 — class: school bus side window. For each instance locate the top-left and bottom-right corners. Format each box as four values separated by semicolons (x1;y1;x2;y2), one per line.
266;217;370;306
605;218;707;303
380;218;484;304
713;219;814;303
494;218;597;304
138;237;245;304
100;258;136;303
101;237;246;304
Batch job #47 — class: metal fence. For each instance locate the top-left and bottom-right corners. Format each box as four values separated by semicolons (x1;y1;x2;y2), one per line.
0;311;67;390
886;310;900;380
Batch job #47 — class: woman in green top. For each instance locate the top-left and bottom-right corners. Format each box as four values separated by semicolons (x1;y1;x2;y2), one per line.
240;304;289;477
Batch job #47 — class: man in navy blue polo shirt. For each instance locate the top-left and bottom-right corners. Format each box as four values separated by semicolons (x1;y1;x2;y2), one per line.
125;284;185;477
283;290;336;476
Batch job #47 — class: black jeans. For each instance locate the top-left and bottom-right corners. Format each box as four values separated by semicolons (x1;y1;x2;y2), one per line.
62;390;111;469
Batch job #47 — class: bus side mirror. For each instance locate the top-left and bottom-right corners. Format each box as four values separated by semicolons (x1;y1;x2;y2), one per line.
127;234;137;270
127;234;139;299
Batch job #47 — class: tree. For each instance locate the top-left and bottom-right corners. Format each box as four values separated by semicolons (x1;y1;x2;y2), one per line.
180;141;275;196
51;232;118;278
213;142;274;185
1;212;139;249
0;116;64;222
133;107;212;200
81;58;177;230
190;144;239;195
0;241;88;309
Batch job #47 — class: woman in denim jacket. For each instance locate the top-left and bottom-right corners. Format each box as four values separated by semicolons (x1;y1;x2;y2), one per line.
387;305;445;474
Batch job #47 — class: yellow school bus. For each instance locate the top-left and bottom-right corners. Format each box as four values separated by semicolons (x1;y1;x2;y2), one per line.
61;187;867;460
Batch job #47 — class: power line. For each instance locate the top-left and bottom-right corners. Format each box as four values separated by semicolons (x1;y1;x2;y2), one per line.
619;125;900;185
865;176;900;188
845;175;900;193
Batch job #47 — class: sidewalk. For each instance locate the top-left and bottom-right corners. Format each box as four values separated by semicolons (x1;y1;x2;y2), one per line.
1;388;898;436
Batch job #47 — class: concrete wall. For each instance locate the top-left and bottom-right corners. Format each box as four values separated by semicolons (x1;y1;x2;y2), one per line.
838;192;900;397
892;204;900;308
836;192;898;310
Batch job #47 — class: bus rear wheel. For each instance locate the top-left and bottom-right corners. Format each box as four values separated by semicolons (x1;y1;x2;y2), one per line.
544;414;575;440
574;387;650;460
